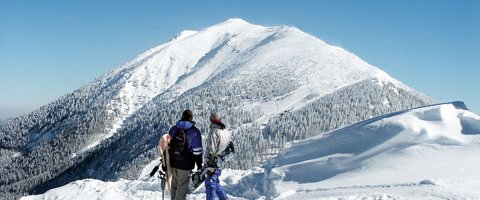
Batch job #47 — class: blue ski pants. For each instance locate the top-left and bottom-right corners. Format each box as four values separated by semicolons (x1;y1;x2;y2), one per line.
205;169;228;200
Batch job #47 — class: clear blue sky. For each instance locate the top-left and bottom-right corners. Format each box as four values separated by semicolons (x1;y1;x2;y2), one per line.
1;0;479;118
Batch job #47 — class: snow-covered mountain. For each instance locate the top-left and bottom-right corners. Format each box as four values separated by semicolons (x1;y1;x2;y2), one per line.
1;18;435;199
21;101;480;199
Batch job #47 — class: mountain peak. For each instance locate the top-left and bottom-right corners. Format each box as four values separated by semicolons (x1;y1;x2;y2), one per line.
209;18;257;30
223;18;250;25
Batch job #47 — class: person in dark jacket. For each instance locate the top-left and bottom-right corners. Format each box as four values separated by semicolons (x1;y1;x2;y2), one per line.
167;109;203;200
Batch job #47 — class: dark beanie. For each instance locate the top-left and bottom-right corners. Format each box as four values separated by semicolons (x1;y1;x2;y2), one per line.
181;109;193;121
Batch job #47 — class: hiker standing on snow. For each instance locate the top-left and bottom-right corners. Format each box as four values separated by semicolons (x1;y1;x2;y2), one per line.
204;113;230;200
167;109;203;200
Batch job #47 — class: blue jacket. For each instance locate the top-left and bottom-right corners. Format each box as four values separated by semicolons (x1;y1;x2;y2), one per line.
169;120;203;170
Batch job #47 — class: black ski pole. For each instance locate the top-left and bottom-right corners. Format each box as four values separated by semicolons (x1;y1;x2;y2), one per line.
161;177;165;200
158;170;166;200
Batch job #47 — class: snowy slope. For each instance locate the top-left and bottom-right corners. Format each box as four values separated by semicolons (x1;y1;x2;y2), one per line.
22;102;480;199
21;169;251;200
269;101;480;199
86;18;403;149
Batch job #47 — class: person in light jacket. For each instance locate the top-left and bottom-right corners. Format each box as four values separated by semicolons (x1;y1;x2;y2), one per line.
204;113;230;200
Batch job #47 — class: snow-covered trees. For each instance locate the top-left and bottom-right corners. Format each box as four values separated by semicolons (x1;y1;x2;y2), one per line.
267;79;436;142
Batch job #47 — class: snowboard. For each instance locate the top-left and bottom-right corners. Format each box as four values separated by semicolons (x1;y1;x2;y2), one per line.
189;167;208;193
188;141;235;193
159;133;173;192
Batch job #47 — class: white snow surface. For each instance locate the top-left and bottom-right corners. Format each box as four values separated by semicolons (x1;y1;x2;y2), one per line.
22;102;480;199
21;169;250;200
80;18;404;152
271;101;480;199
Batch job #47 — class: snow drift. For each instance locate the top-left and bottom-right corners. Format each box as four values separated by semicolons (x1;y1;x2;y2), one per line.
270;101;480;199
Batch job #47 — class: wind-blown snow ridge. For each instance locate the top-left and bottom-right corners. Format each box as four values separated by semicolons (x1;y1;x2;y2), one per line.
275;101;480;170
268;101;480;199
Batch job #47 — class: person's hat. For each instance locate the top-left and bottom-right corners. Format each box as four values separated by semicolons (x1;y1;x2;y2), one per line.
210;113;221;123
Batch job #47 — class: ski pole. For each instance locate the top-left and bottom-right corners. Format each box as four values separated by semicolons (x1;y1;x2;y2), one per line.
161;178;165;200
159;170;166;200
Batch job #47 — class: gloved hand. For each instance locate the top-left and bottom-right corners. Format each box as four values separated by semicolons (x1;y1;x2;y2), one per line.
206;168;216;176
